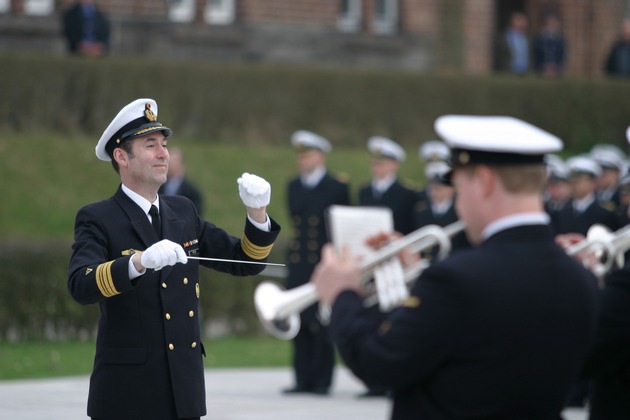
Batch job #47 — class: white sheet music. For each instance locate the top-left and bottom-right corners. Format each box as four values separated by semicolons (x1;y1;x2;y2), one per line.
326;205;394;262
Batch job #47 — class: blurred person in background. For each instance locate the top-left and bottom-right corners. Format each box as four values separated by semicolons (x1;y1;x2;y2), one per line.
590;144;626;213
606;19;630;77
533;12;566;77
159;147;204;216
283;130;350;396
551;156;621;237
62;0;111;57
359;136;418;236
496;11;530;75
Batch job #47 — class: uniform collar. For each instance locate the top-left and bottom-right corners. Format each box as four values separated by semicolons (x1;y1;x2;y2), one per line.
121;183;159;217
481;212;550;242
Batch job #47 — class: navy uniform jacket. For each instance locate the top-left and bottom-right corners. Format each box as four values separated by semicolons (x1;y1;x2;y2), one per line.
359;180;418;235
583;263;630;420
413;197;470;257
286;173;350;288
330;224;599;420
551;199;621;236
68;186;280;419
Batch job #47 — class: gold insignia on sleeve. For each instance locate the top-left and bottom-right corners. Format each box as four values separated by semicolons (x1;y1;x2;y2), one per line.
121;249;141;256
144;103;157;122
378;320;392;336
402;296;421;308
85;268;93;275
95;261;120;298
241;236;274;260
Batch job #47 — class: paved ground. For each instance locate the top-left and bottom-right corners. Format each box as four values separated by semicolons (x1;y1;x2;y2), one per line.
0;367;589;419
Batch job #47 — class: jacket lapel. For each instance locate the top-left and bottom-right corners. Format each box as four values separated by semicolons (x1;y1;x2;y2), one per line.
113;186;156;249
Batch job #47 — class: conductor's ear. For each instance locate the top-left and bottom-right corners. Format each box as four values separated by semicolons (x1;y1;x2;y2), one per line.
113;148;128;168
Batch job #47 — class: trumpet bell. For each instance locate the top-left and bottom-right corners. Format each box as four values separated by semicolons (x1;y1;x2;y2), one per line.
254;281;301;340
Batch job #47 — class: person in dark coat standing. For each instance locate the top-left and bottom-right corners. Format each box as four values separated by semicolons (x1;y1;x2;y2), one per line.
159;147;204;216
68;98;281;420
359;136;418;236
62;0;110;57
282;130;350;395
310;115;600;420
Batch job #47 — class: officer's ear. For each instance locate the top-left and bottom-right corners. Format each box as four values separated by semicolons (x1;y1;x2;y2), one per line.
112;148;129;168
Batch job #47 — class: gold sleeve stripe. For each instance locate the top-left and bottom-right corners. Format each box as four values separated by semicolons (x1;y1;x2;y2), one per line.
241;236;274;260
95;261;120;298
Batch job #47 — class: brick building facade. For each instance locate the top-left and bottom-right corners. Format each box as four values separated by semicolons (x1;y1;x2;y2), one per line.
0;0;628;77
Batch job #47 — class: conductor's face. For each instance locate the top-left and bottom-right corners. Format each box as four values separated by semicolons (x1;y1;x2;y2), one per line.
117;132;170;190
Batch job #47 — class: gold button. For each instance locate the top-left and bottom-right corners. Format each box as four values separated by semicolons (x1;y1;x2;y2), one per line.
168;343;174;350
189;310;194;318
183;278;188;285
162;282;167;289
165;313;171;320
191;342;197;348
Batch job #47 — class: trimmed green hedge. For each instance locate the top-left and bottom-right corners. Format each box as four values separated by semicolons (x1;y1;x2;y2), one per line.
2;53;630;151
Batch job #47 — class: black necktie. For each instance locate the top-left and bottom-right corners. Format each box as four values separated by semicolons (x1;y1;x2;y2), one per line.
149;205;161;238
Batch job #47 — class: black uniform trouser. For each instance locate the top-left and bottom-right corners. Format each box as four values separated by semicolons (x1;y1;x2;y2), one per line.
291;304;335;390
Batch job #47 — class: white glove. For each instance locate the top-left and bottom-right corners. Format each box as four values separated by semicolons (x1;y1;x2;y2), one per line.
140;239;188;271
237;172;271;209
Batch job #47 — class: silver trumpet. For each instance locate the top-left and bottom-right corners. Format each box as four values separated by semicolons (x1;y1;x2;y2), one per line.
254;220;466;340
566;223;630;279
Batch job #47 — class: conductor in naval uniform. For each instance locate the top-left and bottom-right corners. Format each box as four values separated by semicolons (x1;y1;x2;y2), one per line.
68;98;280;420
283;130;350;395
310;115;599;419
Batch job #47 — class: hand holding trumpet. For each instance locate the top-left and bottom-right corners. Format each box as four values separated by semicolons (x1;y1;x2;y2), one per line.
311;245;361;306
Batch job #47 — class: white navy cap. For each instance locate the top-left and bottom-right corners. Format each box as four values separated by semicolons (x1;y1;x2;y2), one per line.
368;136;406;162
434;115;563;167
96;98;172;161
425;161;451;184
545;154;570;182
566;155;602;177
590;144;626;171
291;130;332;153
419;140;450;162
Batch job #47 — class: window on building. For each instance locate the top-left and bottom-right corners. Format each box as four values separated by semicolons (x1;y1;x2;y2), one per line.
204;0;236;25
338;0;362;33
372;0;399;35
169;0;196;23
23;0;54;15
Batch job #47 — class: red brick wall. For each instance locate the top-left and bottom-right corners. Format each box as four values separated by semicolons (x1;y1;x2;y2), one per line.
463;0;494;73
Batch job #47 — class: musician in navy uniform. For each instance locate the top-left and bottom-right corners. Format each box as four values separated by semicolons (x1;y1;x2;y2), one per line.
359;136;418;235
576;127;630;420
310;115;599;419
68;98;280;420
552;156;621;237
413;160;469;257
417;140;451;208
283;130;350;395
590;144;626;213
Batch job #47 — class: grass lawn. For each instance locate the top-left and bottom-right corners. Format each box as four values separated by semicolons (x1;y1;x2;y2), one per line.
0;336;291;380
